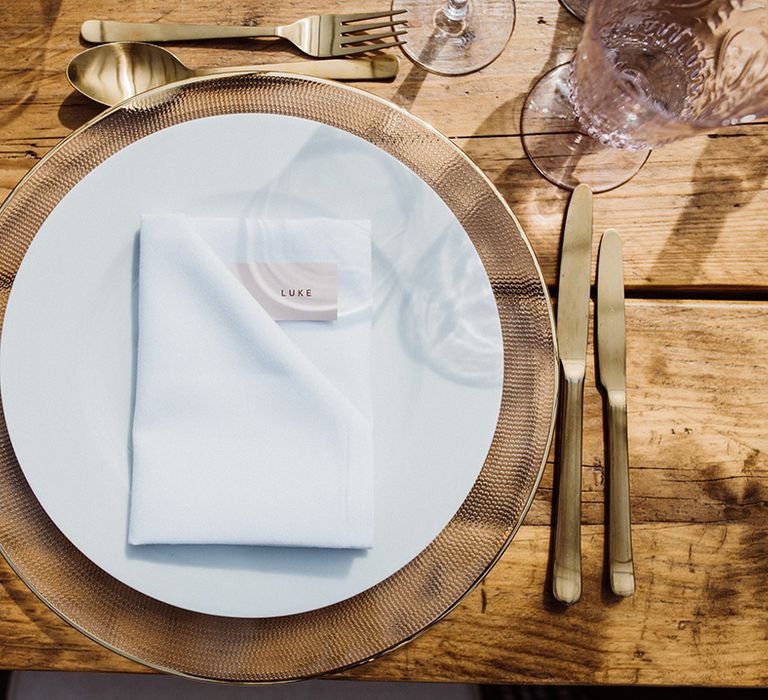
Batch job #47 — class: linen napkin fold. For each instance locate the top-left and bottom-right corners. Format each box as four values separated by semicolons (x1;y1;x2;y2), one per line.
129;214;373;548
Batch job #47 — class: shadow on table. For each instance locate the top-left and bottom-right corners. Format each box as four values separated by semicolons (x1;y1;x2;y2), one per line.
390;59;430;114
646;134;768;290
0;1;63;131
57;91;105;131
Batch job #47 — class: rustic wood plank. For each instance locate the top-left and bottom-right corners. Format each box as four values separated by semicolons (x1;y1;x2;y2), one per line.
454;129;768;292
0;299;764;684
344;520;768;686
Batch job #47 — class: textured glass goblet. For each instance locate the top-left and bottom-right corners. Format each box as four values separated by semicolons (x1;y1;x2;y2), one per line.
392;0;515;75
523;0;768;191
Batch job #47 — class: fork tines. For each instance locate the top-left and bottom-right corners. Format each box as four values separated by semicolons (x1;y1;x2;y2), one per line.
336;9;408;56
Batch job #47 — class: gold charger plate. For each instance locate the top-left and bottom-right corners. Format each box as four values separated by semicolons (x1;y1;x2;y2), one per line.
0;73;556;682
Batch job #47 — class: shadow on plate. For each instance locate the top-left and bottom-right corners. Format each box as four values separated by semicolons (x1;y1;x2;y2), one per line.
124;542;366;577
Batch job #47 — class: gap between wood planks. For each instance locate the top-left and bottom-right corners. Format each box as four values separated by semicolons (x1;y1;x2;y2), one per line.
547;287;768;302
447;121;768;141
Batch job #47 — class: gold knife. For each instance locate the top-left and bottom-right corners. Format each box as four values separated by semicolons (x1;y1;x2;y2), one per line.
597;229;635;597
553;183;593;605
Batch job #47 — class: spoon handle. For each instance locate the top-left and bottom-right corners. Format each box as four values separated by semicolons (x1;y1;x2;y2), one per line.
193;56;399;82
82;19;279;43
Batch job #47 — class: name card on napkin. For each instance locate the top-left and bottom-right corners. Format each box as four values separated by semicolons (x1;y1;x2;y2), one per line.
229;261;338;321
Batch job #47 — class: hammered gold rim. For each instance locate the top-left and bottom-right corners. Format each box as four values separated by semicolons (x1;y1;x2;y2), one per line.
0;72;557;682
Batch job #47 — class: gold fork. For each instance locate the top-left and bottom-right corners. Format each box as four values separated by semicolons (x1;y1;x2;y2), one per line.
81;10;408;58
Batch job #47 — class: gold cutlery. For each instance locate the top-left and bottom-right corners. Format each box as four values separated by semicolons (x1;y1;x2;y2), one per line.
597;229;635;598
81;10;407;58
552;183;593;605
67;43;400;107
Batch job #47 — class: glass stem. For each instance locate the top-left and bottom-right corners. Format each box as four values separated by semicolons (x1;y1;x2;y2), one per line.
443;0;469;21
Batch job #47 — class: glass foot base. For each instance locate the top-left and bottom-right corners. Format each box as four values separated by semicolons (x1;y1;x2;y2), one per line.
392;0;515;75
521;63;650;192
559;0;590;21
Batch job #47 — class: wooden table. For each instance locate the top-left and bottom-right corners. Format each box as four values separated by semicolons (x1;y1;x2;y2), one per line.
1;0;766;688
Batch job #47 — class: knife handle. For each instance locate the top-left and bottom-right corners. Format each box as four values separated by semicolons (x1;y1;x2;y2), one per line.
607;393;635;597
553;368;583;605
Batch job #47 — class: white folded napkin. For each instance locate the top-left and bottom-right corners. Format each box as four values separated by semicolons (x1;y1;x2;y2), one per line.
129;214;373;548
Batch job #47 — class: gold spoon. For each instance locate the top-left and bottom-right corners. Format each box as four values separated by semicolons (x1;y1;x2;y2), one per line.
67;42;399;106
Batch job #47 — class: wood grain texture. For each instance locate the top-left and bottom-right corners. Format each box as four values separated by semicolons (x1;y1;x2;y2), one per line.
455;130;768;292
1;0;767;686
343;520;768;686
531;299;768;528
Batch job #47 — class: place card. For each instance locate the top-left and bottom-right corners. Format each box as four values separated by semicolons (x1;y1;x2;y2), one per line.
230;261;338;321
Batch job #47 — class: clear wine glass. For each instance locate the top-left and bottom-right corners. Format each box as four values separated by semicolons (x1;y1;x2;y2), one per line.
391;0;515;75
522;0;768;191
560;0;590;21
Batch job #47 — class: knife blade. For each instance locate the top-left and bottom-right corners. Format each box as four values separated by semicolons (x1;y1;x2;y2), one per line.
597;229;635;598
552;183;593;605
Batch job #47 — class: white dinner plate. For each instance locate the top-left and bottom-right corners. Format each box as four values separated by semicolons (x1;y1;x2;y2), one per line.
1;110;504;617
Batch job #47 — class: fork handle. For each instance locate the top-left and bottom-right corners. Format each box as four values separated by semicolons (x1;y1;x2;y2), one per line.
81;19;280;43
193;56;399;82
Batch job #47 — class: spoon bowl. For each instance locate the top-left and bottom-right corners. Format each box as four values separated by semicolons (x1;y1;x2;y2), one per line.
67;42;399;106
67;43;193;106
